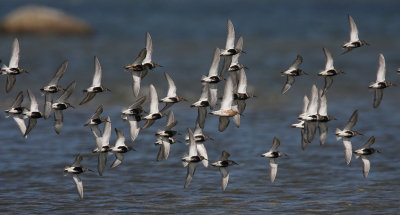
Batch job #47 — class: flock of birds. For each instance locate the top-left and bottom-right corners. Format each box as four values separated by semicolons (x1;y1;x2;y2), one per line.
2;14;393;200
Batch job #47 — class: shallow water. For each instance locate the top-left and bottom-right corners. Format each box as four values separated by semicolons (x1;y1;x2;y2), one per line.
0;0;399;214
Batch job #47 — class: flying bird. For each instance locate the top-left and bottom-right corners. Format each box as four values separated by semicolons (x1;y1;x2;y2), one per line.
4;91;27;137
220;19;241;56
52;81;76;134
142;84;166;129
318;48;342;96
368;54;393;108
64;155;92;199
160;72;185;112
41;60;68;119
23;89;43;138
1;38;27;93
211;151;238;191
261;137;285;183
281;55;306;94
125;48;147;97
182;128;206;188
354;136;379;178
121;96;146;142
79;56;110;105
342;14;369;54
109;128;133;168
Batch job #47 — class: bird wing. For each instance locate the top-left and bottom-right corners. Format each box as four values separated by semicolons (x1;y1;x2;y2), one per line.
220;75;234;110
49;60;68;85
208;48;221;77
342;138;352;165
162;138;171;160
348;14;359;42
322;76;333;97
9;38;20;68
235;36;243;53
24;118;37;137
54;110;64;134
220;151;230;161
97;152;107;176
218;116;230;132
184;162;197;188
44;93;53;119
101;117;112;147
128;96;146;110
72;154;83;167
232;110;240;128
72;174;83;199
13;116;26;137
361;155;370;178
193;121;204;136
79;92;96;105
164;72;177;97
318;89;327;116
307;85;319;115
165;110;176;130
288;55;303;70
188;128;197;157
304;121;317;144
302;95;309;115
88;124;101;139
270;137;280;151
237;68;247;94
149;84;159;114
57;81;76;103
156;144;165;162
132;71;141;97
10;91;24;108
92;56;103;87
269;158;278;183
344;109;358;130
220;167;230;191
114;128;126;147
220;55;232;77
208;83;218;109
199;82;209;101
132;48;147;66
197;143;208;167
318;122;328;146
281;75;295;94
196;107;207;129
373;89;383;109
6;75;16;93
323;48;334;71
110;153;124;168
142;120;155;130
127;115;140;142
142;32;153;64
376;53;386;82
225;19;235;50
362;136;375;149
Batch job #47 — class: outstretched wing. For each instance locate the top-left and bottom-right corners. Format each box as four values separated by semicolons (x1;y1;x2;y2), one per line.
323;48;334;71
376;54;386;82
225;19;235;50
49;60;68;85
220;167;230;191
288;55;303;70
348;14;359;42
344;110;358;130
281;75;295;94
9;38;20;68
72;175;83;199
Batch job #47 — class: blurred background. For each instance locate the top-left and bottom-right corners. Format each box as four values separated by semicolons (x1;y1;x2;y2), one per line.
0;0;399;213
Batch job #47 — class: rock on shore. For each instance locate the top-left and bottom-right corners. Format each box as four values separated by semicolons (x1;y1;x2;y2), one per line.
0;5;92;35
